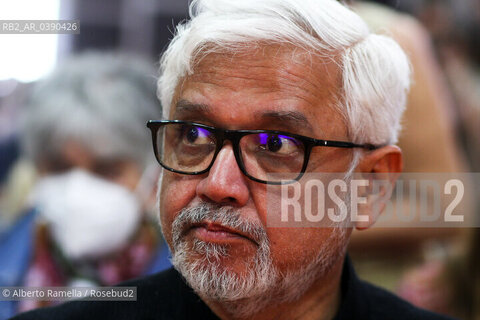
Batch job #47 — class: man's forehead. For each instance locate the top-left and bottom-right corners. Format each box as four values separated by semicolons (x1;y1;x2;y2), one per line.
169;45;345;135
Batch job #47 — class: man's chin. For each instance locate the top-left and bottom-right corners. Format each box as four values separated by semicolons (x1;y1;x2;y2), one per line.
171;239;278;303
180;239;258;275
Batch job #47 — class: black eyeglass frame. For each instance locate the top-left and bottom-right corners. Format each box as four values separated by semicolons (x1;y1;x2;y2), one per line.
147;120;380;185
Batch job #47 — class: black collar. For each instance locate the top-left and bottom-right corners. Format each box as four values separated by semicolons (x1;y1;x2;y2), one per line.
333;255;370;320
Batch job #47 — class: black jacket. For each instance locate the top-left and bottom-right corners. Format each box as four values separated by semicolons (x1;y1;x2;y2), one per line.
11;257;454;320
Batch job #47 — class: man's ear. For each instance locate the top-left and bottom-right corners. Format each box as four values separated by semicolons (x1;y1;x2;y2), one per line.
353;145;403;230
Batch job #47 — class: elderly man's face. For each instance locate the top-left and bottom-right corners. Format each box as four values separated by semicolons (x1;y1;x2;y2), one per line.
160;46;354;303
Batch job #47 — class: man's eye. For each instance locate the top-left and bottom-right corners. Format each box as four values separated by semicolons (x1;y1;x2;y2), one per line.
180;125;214;145
258;134;301;155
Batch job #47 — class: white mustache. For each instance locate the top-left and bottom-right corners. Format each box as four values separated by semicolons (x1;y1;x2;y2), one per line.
172;202;267;247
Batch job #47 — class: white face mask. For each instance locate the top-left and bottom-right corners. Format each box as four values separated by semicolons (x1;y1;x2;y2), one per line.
31;169;141;260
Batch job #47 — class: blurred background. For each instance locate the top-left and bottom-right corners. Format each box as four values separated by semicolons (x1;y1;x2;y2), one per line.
0;0;479;319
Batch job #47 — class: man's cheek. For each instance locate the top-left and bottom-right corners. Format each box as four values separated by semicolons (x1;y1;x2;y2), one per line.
159;173;199;236
161;173;198;208
267;228;328;268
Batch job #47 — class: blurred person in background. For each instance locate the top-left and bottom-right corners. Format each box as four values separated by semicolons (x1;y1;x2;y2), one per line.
0;51;170;319
416;0;480;172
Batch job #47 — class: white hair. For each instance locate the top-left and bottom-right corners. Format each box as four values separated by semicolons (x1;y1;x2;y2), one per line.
22;51;162;168
158;0;411;145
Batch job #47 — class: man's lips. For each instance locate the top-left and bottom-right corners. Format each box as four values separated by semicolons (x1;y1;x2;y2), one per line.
188;222;258;245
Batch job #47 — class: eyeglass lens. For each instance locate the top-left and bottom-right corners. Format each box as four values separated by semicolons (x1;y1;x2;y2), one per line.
156;123;306;182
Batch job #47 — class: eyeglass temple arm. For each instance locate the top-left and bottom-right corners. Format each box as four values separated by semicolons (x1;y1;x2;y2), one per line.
315;140;383;150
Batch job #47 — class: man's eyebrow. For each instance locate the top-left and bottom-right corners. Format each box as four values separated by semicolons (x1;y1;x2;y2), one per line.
174;100;315;133
255;110;314;132
173;99;210;117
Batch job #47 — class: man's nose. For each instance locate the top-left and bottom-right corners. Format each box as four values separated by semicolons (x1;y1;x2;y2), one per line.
196;144;250;206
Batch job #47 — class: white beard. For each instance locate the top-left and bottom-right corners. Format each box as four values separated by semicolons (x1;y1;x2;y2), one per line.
170;203;349;319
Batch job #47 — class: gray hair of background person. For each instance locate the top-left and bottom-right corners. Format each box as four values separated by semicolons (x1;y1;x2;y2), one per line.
21;52;162;168
158;0;411;146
